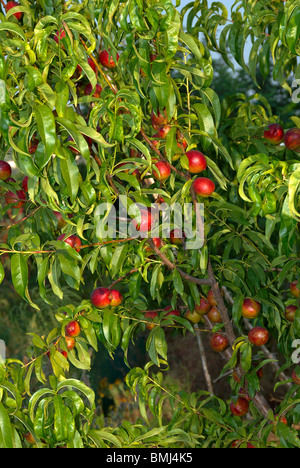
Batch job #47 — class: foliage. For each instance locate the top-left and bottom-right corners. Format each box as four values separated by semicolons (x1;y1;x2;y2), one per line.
0;0;299;448
211;59;299;122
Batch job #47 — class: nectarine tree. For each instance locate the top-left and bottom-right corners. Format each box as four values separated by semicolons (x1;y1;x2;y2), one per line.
0;0;299;449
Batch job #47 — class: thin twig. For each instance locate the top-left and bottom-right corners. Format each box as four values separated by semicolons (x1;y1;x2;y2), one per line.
108;268;139;289
80;236;138;250
3;206;42;231
147;238;212;286
107;174;120;196
79;38;117;94
194;324;214;394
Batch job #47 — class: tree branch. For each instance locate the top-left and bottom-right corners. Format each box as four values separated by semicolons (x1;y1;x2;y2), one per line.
207;258;236;347
147;239;211;286
107;174;120;196
194;324;214;394
108;268;139;289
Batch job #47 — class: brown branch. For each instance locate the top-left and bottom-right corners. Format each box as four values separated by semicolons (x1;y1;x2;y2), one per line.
192;190;272;417
80;236;138;250
79;38;117;95
0;236;138;256
143;308;169;314
93;153;102;167
208;270;272;417
191;196;235;343
147;238;211;286
0;248;54;255
207;258;236;347
108;268;139;289
107;174;120;196
203;314;271;417
3;206;42;231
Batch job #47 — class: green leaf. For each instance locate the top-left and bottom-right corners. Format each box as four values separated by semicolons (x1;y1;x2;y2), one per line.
75;124;114;149
150;264;161;299
28;388;55;421
34;104;56;168
288;167;300;220
10;254;28;300
60;149;80;202
79;318;98;351
55;81;70;118
48;258;63;300
173;269;184;296
56;118;90;166
277;423;300;448
0;22;26;41
58;253;81;283
68;342;91;370
57;379;95;409
110;245;127;278
53;395;68;442
232;293;245;324
24;65;44;92
240;343;253;373
88;429;122;448
285;6;300;55
154;327;168;361
0;263;4;286
36;255;51;305
11;254;39;309
0;402;14;448
193;103;217;150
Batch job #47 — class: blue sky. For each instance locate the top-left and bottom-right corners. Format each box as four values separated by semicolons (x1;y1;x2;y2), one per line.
180;0;234;16
178;0;250;68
